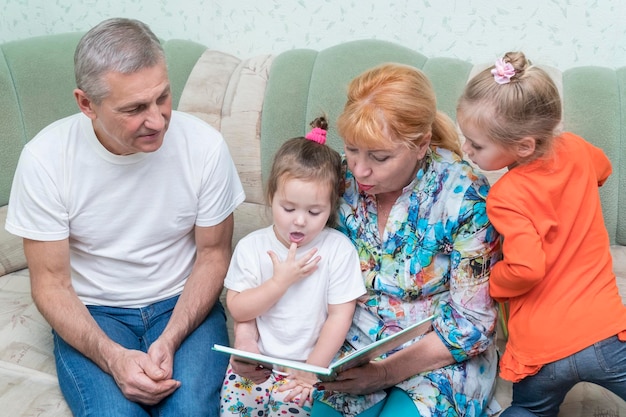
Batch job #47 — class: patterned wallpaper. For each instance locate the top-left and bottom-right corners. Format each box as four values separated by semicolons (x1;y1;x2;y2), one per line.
0;0;624;70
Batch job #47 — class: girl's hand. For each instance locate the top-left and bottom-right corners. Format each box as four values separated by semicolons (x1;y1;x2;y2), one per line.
230;360;272;384
230;336;272;384
268;242;320;288
277;368;318;404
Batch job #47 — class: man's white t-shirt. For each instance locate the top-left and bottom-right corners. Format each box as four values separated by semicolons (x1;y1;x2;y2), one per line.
6;111;245;308
224;225;366;361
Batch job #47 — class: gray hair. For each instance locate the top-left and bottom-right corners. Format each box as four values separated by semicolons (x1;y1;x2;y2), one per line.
74;18;166;103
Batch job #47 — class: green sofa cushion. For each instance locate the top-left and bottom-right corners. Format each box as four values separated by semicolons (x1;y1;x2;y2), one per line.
262;40;626;245
0;33;83;206
562;67;621;244
261;39;430;183
260;40;478;183
0;49;24;208
617;67;626;245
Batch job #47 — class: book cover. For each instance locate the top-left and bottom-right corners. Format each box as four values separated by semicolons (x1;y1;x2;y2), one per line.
213;314;434;381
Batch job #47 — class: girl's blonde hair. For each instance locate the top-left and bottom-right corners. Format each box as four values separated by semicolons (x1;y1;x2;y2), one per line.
457;51;562;164
337;63;462;157
266;117;342;227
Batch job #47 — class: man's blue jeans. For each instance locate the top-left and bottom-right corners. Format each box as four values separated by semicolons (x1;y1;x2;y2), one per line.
501;334;626;417
53;295;229;417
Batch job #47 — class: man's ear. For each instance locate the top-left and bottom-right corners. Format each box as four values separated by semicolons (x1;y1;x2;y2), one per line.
74;88;97;120
516;136;536;158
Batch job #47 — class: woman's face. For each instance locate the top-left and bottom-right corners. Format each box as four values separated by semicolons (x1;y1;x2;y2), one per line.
344;138;429;195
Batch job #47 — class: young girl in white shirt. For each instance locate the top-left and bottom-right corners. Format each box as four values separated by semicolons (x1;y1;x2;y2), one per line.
219;117;366;417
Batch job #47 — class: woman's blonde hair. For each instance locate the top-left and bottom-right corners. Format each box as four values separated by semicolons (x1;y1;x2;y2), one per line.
266;117;342;227
337;63;462;157
457;52;562;164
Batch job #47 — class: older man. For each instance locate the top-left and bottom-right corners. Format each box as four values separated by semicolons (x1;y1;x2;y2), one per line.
5;18;244;416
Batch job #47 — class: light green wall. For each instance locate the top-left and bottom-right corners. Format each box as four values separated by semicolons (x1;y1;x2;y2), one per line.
0;0;624;70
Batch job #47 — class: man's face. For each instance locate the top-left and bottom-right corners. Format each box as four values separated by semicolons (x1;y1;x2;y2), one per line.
77;62;172;155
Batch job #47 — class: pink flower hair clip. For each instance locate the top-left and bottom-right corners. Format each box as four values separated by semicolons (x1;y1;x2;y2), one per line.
491;57;516;84
305;127;327;144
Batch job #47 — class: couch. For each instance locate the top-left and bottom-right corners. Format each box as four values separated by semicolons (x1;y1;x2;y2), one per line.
1;32;624;416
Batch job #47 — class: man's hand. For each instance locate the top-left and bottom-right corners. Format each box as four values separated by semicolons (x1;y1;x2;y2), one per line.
24;238;181;405
147;337;177;380
107;347;180;405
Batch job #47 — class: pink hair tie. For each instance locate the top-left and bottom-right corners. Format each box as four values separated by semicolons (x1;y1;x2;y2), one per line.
305;127;327;144
491;57;515;84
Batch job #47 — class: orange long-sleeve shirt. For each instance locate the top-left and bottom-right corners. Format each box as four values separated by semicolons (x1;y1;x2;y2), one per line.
487;132;626;382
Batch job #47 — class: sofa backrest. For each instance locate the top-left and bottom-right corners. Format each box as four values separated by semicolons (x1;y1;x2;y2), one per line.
0;32;207;207
261;39;626;245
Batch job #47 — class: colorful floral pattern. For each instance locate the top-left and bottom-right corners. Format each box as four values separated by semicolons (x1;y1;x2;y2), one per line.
320;148;501;416
220;365;313;416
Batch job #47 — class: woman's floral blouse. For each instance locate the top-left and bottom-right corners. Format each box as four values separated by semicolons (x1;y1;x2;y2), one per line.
318;148;502;416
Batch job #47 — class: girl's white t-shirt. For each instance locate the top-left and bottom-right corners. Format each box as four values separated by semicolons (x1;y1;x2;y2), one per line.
225;225;365;361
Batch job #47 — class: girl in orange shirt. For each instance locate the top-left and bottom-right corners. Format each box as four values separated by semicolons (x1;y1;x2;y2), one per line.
456;52;626;416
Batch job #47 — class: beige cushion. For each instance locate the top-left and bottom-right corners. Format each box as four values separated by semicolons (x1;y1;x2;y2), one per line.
178;50;275;246
178;50;274;207
0;360;68;416
0;267;68;415
0;268;55;373
0;205;27;276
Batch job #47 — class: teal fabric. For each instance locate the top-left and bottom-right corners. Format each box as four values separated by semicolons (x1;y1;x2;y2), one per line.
0;33;206;206
562;67;621;244
310;398;385;417
379;387;418;417
310;400;349;417
310;388;417;417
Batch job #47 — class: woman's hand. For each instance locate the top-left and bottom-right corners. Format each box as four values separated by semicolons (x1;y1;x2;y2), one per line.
320;332;455;395
317;361;390;395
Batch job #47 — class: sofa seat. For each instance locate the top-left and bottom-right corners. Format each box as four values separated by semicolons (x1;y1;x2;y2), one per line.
2;182;626;417
0;271;67;415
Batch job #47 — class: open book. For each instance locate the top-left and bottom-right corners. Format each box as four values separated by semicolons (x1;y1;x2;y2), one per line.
213;314;434;382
